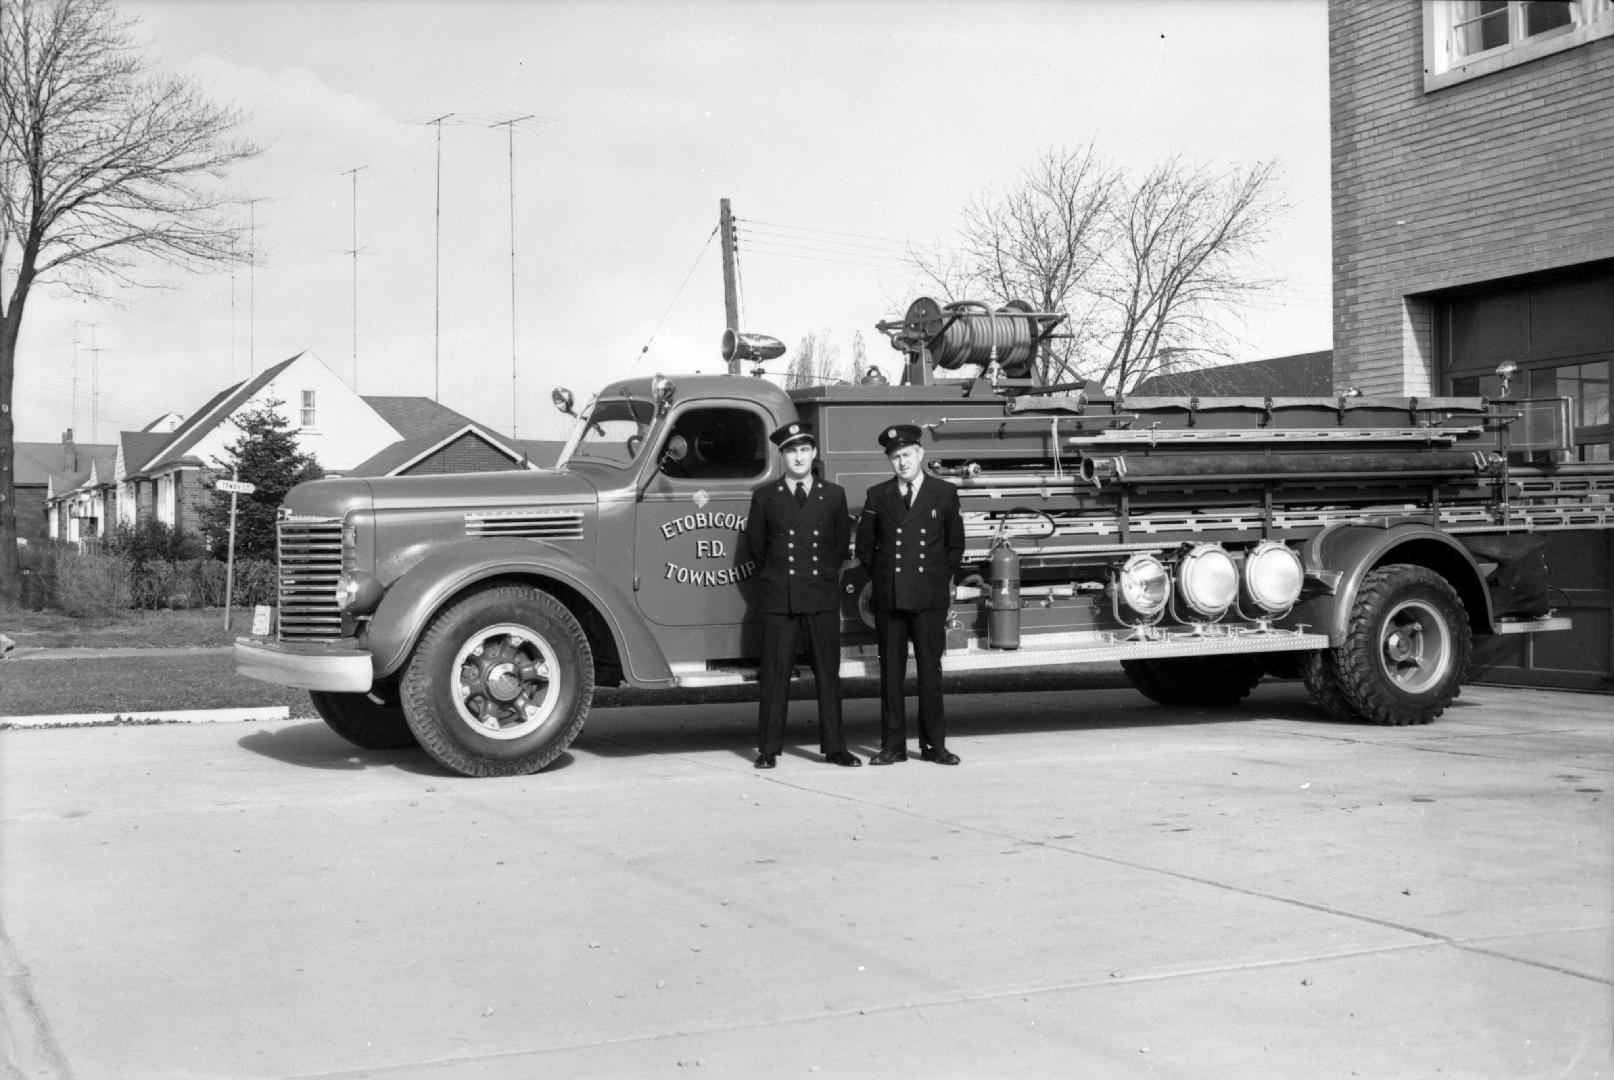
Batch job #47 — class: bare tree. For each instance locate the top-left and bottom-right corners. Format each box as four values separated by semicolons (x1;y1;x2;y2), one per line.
0;0;257;602
915;147;1283;393
1094;159;1283;394
783;328;848;389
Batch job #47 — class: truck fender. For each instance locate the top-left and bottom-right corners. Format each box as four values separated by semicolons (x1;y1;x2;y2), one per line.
1288;522;1495;646
363;539;675;688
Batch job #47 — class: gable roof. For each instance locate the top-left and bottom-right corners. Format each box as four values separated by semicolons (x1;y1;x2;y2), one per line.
120;431;174;477
1130;351;1334;397
13;441;118;487
347;423;537;477
142;354;302;473
361;396;478;439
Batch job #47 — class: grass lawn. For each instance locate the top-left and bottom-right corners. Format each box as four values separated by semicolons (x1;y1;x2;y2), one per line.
1;606;255;649
1;652;318;719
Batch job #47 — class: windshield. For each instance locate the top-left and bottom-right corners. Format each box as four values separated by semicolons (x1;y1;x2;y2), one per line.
559;395;656;468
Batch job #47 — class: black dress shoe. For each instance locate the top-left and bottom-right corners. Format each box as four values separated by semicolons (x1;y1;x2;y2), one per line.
868;749;908;766
824;750;862;767
753;754;776;769
920;747;961;765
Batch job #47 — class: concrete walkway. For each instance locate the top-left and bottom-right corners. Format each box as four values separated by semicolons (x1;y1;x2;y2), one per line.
1;681;1608;1079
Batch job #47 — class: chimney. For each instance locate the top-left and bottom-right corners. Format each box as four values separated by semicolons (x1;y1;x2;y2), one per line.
61;429;78;472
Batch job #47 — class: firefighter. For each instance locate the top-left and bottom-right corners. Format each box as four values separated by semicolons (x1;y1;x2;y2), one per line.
743;422;861;769
855;424;966;765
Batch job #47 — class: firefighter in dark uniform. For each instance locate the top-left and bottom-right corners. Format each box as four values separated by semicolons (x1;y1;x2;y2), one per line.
743;422;861;769
855;424;966;765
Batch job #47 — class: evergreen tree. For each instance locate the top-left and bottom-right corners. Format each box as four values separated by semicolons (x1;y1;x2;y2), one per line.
200;402;324;560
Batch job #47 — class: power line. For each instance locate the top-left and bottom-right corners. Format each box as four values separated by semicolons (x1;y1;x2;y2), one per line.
629;226;718;374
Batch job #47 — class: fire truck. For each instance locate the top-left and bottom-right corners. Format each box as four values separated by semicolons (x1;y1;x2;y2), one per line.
235;298;1611;777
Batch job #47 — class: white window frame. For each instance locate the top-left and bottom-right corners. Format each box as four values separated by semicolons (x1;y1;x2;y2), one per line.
1425;0;1614;91
300;389;317;430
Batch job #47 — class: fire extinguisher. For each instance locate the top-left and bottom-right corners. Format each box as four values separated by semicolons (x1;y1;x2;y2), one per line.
987;534;1021;650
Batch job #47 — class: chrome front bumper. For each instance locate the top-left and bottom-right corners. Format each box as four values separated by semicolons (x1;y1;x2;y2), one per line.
234;637;374;693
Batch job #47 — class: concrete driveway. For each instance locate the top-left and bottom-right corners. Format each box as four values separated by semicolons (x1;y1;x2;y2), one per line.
1;680;1609;1079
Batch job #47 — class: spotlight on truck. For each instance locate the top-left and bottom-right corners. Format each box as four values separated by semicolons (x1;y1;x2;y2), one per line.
1117;554;1170;622
1177;544;1238;619
1241;541;1305;614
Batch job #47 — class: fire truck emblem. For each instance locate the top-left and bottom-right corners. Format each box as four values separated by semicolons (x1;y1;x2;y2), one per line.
693;489;710;509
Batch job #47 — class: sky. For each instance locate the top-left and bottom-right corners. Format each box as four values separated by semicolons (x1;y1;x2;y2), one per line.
11;0;1332;448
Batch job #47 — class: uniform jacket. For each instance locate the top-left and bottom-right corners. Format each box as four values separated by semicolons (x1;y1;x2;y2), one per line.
855;476;965;612
743;477;851;614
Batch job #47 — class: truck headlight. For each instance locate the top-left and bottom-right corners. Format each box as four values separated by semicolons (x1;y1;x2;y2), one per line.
1118;554;1169;617
1242;541;1304;613
335;570;384;615
1177;544;1238;618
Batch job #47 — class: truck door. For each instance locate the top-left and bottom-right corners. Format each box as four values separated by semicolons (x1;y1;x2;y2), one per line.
634;402;775;659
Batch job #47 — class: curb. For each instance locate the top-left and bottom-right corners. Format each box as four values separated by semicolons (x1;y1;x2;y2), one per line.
0;706;291;730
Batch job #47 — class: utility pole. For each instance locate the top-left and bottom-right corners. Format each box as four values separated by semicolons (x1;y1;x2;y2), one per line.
342;166;369;390
720;198;739;375
490;117;532;438
428;115;455;403
244;197;265;376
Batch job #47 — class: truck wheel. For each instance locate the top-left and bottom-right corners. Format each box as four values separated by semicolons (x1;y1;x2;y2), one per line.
1298;650;1362;723
309;686;418;750
1121;655;1264;707
1332;564;1471;726
400;585;594;777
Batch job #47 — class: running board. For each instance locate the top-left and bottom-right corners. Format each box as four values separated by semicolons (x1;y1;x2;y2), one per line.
668;630;1329;688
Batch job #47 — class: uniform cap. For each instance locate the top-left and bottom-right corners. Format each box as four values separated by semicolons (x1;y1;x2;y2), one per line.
769;422;816;450
878;424;923;454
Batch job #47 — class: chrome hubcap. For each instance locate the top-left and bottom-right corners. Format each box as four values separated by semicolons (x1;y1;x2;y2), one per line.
451;624;560;740
1378;599;1451;695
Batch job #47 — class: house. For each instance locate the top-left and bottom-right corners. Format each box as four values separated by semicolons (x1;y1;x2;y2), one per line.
13;433;117;543
43;352;553;541
1330;0;1614;688
1129;351;1333;397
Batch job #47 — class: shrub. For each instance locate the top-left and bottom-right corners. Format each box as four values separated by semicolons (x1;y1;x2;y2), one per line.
53;551;134;617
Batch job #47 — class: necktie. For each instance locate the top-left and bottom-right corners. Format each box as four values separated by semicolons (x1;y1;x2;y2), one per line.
794;483;807;507
902;483;914;507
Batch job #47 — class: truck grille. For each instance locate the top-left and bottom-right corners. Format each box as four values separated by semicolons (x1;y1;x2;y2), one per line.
464;509;585;540
277;518;344;642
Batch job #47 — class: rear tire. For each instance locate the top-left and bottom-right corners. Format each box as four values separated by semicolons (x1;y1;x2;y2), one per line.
1332;564;1471;726
309;687;418;750
401;585;593;777
1299;650;1362;723
1121;655;1264;707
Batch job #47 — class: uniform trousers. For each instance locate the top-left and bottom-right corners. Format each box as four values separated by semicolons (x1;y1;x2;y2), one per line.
757;609;845;756
874;607;947;755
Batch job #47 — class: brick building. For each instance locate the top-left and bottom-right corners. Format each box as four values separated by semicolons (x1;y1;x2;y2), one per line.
1331;0;1613;462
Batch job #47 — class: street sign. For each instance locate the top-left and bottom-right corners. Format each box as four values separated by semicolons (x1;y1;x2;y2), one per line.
216;479;257;495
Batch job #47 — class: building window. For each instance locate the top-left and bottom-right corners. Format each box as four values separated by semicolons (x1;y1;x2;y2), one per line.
1426;0;1614;90
301;390;316;428
1452;359;1612;461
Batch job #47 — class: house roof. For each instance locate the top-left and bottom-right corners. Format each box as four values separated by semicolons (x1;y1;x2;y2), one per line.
1130;351;1334;397
361;396;479;439
347;423;541;477
120;431;174;476
141;354;301;474
13;441;118;487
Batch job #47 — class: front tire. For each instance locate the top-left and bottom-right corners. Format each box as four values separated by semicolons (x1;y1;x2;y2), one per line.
401;585;594;777
1330;564;1471;726
309;686;418;750
1121;655;1264;707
